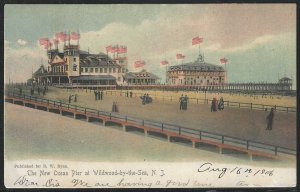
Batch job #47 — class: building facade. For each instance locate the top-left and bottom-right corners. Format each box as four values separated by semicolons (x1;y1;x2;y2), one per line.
123;69;160;85
167;54;227;86
31;43;128;85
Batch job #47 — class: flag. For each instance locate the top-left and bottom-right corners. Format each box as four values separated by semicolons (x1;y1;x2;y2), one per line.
43;41;52;49
160;60;169;65
55;32;64;40
117;45;127;54
220;58;228;64
111;45;119;53
39;38;49;46
134;60;145;68
176;53;185;60
71;32;80;40
59;33;70;42
192;36;203;45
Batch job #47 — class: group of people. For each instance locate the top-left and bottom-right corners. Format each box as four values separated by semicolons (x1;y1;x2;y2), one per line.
141;93;152;105
125;91;133;98
94;90;104;101
30;85;48;96
179;95;189;110
68;94;77;103
211;97;224;112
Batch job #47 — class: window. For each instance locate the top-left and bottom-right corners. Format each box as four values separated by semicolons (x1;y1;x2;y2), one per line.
66;65;68;71
95;68;98;72
73;63;77;71
80;68;83;72
85;68;88;72
73;58;76;62
113;68;116;73
109;68;112;73
90;68;93;73
100;68;103;73
104;68;107;73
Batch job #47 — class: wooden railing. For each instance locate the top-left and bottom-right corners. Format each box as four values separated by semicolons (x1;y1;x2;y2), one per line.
104;90;296;113
5;92;296;157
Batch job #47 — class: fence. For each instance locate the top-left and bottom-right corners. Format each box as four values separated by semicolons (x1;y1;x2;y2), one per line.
104;90;296;113
5;91;296;157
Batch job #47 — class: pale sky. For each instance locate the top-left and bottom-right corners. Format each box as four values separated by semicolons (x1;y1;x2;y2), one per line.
4;4;296;89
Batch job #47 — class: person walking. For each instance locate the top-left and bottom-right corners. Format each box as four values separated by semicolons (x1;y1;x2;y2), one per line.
68;95;72;103
74;94;77;102
183;95;188;110
94;90;97;100
218;97;224;110
100;90;103;100
179;94;184;110
266;108;275;130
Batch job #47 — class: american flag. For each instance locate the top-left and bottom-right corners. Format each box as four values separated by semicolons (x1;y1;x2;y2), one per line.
134;60;145;68
110;45;118;53
192;36;203;45
71;32;80;40
59;33;70;42
117;45;127;54
176;53;185;60
43;41;53;49
220;58;228;64
160;60;169;65
39;38;49;46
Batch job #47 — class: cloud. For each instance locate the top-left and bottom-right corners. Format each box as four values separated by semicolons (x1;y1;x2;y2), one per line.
17;39;28;46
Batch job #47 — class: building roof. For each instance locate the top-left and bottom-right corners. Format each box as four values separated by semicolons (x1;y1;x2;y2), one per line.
80;54;121;68
33;65;47;76
72;75;116;81
279;77;292;81
124;70;160;80
168;55;225;72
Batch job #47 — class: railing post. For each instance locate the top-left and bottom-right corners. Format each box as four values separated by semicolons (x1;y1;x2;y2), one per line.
179;127;181;135
142;120;144;126
47;99;49;105
246;140;249;150
221;136;224;144
161;123;164;131
275;146;278;155
125;116;127;123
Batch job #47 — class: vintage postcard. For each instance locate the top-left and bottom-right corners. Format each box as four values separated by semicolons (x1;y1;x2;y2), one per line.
4;4;296;188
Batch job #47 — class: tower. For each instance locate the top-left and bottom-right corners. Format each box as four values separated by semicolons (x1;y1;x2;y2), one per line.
64;44;80;77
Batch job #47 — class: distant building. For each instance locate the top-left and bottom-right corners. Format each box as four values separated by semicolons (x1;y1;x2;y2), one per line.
123;69;160;85
167;54;227;86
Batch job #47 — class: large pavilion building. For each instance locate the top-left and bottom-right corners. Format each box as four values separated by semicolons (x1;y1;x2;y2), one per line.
167;54;227;86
